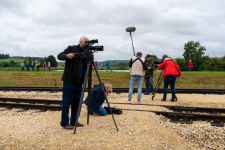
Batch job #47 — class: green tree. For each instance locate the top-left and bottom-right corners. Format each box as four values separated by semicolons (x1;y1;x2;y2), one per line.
220;56;225;71
175;58;187;71
9;60;16;67
2;62;10;67
183;41;206;71
46;55;57;67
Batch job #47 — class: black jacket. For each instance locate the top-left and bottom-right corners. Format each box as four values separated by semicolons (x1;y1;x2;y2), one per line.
57;45;87;86
144;59;155;77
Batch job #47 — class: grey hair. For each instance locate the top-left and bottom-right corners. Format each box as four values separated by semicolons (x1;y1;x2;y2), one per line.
79;36;88;43
104;83;112;93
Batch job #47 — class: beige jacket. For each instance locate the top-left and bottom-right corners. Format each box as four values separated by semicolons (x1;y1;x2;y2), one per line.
130;57;146;77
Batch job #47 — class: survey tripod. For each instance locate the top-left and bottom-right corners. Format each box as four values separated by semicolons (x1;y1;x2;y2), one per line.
73;50;119;134
152;70;178;101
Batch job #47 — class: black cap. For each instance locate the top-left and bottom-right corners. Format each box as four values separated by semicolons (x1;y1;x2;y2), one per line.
146;54;151;58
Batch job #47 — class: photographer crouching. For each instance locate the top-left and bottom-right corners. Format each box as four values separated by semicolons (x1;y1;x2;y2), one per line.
57;36;89;129
84;83;112;116
158;54;181;102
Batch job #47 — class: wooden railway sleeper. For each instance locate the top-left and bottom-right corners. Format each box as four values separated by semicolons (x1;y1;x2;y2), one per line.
211;118;224;127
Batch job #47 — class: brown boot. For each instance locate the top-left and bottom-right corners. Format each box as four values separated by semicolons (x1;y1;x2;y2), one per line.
70;122;84;127
63;124;74;129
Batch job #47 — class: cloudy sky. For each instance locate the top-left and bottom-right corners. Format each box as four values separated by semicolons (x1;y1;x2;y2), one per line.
0;0;225;62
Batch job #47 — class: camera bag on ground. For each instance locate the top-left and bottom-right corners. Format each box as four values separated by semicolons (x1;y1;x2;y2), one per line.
104;106;122;114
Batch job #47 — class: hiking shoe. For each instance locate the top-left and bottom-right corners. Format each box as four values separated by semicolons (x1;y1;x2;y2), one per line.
127;100;131;104
144;93;150;95
137;101;141;104
63;124;74;129
70;122;84;127
170;99;175;102
161;99;166;101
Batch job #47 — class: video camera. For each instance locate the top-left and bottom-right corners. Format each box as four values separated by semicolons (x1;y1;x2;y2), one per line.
82;39;104;51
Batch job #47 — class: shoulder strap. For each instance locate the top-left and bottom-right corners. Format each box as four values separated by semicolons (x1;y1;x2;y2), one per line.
132;58;144;66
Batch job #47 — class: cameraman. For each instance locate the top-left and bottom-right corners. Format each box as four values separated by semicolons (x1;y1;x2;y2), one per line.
57;36;89;129
84;83;112;116
158;54;181;102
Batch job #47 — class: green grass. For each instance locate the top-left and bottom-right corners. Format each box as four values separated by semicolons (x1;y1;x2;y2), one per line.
0;70;224;89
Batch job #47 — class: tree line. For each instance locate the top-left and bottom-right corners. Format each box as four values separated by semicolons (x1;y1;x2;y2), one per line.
0;55;57;68
0;54;10;59
1;41;225;71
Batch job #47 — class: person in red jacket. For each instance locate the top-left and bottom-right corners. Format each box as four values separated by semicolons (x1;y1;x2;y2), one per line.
31;61;35;71
158;54;181;102
188;60;193;71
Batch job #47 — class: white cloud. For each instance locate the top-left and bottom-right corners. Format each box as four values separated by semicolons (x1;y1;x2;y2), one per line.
0;0;225;61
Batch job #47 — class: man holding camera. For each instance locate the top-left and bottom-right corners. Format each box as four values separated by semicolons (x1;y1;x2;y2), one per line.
57;36;89;129
127;52;147;104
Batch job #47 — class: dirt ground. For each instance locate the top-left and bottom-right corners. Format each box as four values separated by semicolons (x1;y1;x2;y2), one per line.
0;91;225;150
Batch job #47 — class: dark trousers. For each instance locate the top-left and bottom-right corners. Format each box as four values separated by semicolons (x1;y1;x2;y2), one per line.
60;82;82;127
163;75;177;100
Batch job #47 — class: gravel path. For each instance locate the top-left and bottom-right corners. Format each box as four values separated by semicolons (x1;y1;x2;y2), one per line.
0;91;225;150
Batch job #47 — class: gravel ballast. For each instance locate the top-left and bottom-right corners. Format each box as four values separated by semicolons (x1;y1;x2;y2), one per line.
0;91;225;150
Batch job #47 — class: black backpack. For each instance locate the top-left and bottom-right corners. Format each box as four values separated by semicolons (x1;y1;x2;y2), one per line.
104;106;122;114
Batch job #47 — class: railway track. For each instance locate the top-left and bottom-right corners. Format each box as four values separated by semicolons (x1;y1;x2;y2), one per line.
0;87;225;94
0;97;224;127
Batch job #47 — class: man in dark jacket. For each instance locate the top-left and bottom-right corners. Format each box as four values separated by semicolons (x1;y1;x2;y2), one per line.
57;36;89;129
84;83;112;116
144;54;155;95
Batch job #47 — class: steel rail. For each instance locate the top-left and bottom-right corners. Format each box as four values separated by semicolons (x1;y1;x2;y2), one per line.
0;98;224;126
1;98;225;114
0;87;224;94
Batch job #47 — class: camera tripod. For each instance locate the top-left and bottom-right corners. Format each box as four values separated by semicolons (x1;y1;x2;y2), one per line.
73;53;119;134
152;70;178;101
152;70;164;100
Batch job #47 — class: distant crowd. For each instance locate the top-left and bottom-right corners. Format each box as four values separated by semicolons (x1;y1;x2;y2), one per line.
20;61;51;71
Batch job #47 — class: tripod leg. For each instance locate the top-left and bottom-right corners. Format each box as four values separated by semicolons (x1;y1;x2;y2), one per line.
152;70;164;100
73;64;90;134
93;64;119;131
87;64;92;124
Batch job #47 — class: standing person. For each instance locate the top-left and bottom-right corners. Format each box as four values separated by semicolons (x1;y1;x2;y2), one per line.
57;36;89;129
26;61;30;71
144;54;155;95
36;61;40;71
20;61;25;71
43;62;47;71
158;54;181;102
84;83;112;116
106;61;112;72
48;62;51;71
127;52;147;104
188;60;193;71
31;61;35;71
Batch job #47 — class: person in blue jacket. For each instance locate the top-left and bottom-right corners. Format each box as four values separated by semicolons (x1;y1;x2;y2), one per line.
84;83;112;116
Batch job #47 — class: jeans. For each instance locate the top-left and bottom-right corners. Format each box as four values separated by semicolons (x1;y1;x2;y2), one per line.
163;75;177;100
128;76;143;101
32;67;34;71
60;82;82;127
106;67;112;72
21;67;24;71
89;106;107;116
189;68;192;71
144;76;153;94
